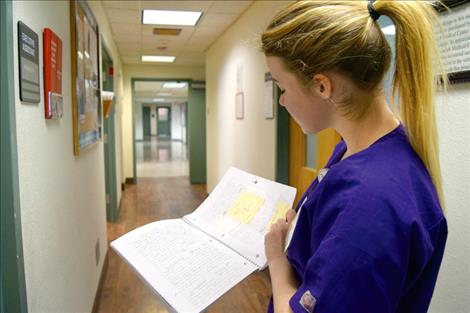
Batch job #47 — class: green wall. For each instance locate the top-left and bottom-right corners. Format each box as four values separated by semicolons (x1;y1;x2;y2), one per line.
188;82;207;183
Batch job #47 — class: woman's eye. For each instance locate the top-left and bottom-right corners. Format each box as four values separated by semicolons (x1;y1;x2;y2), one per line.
280;89;285;95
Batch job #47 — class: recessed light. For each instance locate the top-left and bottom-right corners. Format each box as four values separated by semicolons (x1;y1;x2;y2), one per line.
163;82;187;89
141;55;175;63
142;10;202;26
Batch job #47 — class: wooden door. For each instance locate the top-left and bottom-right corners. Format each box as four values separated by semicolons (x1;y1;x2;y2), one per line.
289;117;341;206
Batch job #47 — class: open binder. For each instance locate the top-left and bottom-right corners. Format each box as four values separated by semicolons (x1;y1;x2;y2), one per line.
111;167;296;313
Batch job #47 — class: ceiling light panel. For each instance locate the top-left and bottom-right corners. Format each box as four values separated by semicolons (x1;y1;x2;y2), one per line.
141;55;176;63
142;10;202;26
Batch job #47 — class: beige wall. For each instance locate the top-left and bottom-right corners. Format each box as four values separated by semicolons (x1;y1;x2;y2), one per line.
121;64;204;179
205;1;291;192
431;84;470;312
11;1;123;312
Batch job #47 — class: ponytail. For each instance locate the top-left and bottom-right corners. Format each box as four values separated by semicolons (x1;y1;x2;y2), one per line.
261;1;447;206
373;0;447;206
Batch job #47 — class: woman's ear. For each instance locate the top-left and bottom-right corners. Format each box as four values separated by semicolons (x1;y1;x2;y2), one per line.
311;73;332;99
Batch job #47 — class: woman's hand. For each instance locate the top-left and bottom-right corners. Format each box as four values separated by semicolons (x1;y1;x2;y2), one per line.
265;209;296;264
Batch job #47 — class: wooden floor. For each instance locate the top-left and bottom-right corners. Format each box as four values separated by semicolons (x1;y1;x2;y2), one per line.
94;177;272;313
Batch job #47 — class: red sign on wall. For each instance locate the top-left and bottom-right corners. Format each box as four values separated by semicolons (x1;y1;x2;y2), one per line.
43;28;63;119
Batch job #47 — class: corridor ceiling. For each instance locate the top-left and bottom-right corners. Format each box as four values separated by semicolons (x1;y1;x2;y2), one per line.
102;0;254;66
134;81;188;104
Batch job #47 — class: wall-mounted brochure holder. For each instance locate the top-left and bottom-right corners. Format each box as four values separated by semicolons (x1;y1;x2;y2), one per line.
102;91;114;118
43;28;63;119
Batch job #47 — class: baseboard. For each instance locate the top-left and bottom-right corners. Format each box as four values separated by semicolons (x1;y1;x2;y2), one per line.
91;250;109;313
125;177;135;185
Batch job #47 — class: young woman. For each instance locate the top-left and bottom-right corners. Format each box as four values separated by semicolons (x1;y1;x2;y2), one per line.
262;1;448;312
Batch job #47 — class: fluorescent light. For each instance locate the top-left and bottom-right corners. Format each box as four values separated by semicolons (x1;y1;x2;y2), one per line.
141;55;175;63
163;82;187;89
142;10;202;26
381;25;395;35
153;98;165;102
157;92;172;96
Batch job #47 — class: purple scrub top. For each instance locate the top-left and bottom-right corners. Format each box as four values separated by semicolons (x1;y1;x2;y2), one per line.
267;125;447;313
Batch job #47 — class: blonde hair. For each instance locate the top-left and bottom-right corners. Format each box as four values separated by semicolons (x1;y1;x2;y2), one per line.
261;0;447;206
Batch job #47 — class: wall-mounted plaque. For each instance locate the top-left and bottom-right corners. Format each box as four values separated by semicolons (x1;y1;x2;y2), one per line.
436;0;470;83
18;21;40;103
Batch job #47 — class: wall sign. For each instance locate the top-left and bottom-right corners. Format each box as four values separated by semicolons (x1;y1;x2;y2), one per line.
43;28;63;119
18;21;40;103
436;0;470;83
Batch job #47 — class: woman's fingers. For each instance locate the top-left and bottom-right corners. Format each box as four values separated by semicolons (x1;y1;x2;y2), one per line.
286;209;296;224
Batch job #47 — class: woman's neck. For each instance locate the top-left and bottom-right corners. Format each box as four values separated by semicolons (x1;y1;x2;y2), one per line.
334;95;400;161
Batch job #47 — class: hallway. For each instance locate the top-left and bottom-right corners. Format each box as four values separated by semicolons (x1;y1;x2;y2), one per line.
94;177;272;313
136;138;189;178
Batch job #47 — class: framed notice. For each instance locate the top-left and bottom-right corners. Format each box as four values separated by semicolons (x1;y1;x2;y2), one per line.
70;0;101;155
436;0;470;83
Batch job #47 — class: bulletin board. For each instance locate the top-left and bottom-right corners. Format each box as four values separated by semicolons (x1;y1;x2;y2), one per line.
70;0;101;155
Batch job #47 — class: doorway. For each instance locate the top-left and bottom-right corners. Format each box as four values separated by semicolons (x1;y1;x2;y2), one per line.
142;106;151;139
133;79;204;180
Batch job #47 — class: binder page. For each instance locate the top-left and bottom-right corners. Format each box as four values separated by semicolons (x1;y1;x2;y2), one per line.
184;167;296;268
111;219;257;313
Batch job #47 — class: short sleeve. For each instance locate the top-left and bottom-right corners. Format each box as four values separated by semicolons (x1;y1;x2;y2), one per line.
289;233;404;313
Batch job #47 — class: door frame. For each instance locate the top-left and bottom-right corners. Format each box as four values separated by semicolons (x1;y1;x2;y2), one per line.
131;78;204;184
101;43;118;221
0;1;28;312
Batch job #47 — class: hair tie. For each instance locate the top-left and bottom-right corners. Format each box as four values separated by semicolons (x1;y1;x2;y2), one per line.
368;0;381;21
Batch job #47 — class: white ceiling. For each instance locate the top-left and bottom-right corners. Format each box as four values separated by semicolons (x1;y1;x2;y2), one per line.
101;0;254;66
134;81;188;103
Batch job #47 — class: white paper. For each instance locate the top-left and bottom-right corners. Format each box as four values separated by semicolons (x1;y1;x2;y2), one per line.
111;219;257;313
185;167;297;268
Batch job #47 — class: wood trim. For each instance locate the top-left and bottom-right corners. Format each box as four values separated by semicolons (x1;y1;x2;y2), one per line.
317;128;341;169
289;117;306;206
91;250;109;313
125;177;135;185
288;116;341;207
